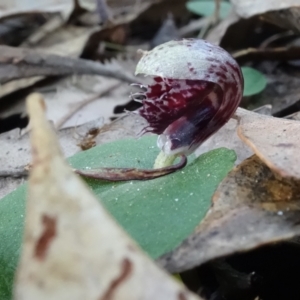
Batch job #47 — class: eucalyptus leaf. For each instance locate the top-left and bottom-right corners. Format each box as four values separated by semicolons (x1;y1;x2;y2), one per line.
186;0;232;19
0;135;236;299
242;66;267;97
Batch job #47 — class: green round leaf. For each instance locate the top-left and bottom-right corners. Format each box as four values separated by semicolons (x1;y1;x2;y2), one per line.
186;0;232;19
242;66;267;97
0;136;236;299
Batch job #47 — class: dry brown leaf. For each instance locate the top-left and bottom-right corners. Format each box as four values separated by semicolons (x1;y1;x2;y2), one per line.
0;25;101;101
14;92;201;300
0;82;105;130
237;108;300;178
0;0;95;20
262;7;300;33
0;75;126;129
0;25;125;122
28;25;99;57
20;14;65;49
230;0;300;19
0;77;44;100
41;75;123;129
286;111;300;120
230;0;300;34
158;155;300;273
78;0;156;26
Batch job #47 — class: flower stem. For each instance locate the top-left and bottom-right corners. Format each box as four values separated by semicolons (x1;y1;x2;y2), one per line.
153;151;177;169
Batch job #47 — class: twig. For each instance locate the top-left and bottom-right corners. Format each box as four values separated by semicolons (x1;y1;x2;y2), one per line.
55;82;121;129
0;45;136;84
21;15;65;47
198;18;213;39
198;0;221;38
0;169;28;178
96;0;113;24
214;0;221;23
232;46;300;61
260;30;295;49
178;17;211;37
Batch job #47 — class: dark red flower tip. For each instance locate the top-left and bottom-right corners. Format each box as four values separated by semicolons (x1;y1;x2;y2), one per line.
133;39;244;155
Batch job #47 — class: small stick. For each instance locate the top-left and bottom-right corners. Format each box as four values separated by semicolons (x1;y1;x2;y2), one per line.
96;0;113;24
0;169;28;178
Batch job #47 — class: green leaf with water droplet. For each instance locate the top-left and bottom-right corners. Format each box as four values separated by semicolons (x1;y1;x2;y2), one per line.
186;0;232;19
0;135;236;299
242;66;267;97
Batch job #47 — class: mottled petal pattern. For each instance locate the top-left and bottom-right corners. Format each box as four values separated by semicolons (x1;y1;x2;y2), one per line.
134;39;244;155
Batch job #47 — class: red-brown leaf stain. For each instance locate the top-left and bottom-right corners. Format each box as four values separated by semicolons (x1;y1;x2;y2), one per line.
34;214;57;261
100;258;133;300
178;291;188;300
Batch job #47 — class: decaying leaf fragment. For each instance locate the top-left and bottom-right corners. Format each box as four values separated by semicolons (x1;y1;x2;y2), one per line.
237;108;300;179
230;0;300;19
230;0;300;32
14;93;201;300
158;155;300;273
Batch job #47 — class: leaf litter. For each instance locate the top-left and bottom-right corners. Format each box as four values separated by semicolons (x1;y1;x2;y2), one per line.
1;0;300;299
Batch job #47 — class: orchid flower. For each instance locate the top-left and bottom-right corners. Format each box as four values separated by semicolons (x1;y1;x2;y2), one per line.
132;39;243;167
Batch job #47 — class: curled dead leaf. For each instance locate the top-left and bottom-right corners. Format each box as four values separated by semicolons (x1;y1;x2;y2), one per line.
75;155;187;181
237;108;300;179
